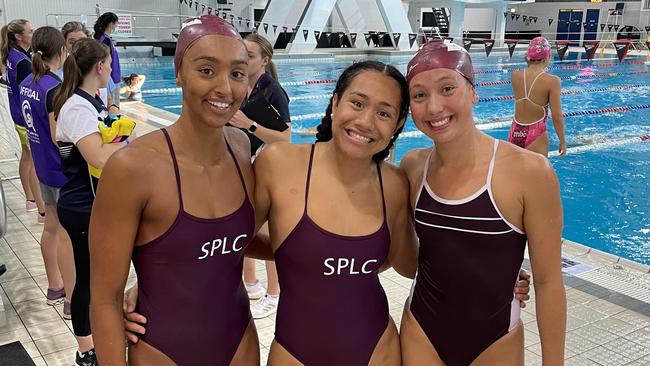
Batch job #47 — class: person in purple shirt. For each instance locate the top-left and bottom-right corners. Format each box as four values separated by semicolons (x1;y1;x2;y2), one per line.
93;12;121;108
1;18;45;220
18;24;76;324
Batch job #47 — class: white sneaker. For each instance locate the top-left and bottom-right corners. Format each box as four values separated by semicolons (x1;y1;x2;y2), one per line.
26;200;37;212
251;295;278;319
245;281;266;300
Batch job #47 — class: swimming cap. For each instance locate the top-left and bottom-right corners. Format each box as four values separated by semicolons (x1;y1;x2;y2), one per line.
527;37;551;61
174;15;242;74
407;39;474;86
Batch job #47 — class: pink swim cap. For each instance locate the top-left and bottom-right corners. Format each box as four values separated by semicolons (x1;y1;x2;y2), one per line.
174;15;242;74
527;37;551;61
407;39;474;86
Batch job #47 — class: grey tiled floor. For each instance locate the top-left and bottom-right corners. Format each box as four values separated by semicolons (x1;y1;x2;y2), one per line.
1;100;649;365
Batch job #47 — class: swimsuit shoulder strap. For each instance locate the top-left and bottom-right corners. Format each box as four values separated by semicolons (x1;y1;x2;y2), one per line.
486;139;499;187
376;161;387;221
303;144;316;214
224;136;250;201
161;128;184;210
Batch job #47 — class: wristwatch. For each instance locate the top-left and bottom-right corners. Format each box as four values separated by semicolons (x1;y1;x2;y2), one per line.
248;122;258;133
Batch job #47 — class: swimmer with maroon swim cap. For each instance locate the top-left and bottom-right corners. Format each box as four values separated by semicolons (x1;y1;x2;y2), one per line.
174;15;243;74
406;39;474;86
400;34;566;366
91;14;262;366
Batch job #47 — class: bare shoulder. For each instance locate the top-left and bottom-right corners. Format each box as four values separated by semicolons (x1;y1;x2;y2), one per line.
255;141;310;169
380;162;409;196
224;126;252;164
106;130;166;172
498;142;557;184
101;130;170;190
399;148;431;180
548;73;561;85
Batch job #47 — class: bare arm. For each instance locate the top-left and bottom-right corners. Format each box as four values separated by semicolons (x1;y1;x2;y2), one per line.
548;77;566;156
48;112;57;145
76;133;127;169
229;110;290;145
246;145;276;261
524;157;566;365
135;75;146;89
90;148;146;365
385;162;418;278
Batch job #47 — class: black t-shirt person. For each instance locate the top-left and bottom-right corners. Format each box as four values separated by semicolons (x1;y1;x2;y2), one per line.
238;72;290;156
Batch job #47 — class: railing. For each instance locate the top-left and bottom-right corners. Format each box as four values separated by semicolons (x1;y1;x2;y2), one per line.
0;179;6;239
45;13;186;40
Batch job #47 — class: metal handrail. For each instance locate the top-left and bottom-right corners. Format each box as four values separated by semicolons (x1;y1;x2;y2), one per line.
45;13;188;39
0;180;6;239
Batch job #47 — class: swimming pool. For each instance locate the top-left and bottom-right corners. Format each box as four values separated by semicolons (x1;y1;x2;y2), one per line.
121;51;650;265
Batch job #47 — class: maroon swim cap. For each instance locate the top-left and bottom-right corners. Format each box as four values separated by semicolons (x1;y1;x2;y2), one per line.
407;39;474;86
174;15;242;74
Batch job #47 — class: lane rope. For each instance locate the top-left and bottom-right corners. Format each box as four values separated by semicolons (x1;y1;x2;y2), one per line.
144;70;650;96
290;84;647;103
476;70;650;87
478;84;646;102
548;134;650;157
292;103;650;124
474;60;647;75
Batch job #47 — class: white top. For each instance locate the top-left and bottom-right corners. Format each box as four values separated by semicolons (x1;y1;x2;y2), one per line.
56;91;107;145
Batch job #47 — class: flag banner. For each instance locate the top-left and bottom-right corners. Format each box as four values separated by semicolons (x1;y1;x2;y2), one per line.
408;33;417;48
393;32;401;46
583;40;600;61
484;39;495;57
613;40;632;62
556;40;570;61
462;38;472;51
505;39;517;58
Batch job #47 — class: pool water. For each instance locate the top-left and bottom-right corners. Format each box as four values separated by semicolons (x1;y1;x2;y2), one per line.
122;51;650;265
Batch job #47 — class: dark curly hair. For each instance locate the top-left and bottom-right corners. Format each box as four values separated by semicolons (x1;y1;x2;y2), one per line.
315;61;409;162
